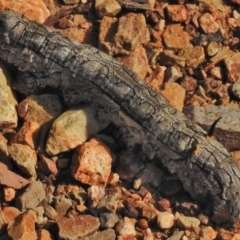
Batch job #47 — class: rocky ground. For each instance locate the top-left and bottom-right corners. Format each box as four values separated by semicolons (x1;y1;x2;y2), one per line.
1;0;240;239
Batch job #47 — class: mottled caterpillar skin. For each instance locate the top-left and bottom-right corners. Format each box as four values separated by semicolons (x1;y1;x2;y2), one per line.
0;10;240;222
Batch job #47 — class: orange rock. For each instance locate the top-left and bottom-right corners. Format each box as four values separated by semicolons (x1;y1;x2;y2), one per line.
0;0;50;23
11;120;40;150
161;82;186;111
36;229;54;240
7;210;37;240
71;138;113;186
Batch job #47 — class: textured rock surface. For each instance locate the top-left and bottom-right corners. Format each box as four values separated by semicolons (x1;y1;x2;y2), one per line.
46;105;109;155
0;63;18;129
71;138;113;186
56;215;100;240
0;0;49;23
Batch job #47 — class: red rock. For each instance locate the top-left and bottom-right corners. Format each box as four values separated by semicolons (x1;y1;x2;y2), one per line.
0;162;29;189
7;210;37;240
11;121;40;150
71;138;112;186
56;215;100;239
166;5;188;22
37;155;58;176
0;0;50;23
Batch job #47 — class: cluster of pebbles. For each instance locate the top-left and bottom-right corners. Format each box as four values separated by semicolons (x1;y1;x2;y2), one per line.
1;0;240;239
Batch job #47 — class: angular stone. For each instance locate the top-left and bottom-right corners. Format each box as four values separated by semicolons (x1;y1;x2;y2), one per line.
54;197;72;216
0;63;18;130
163;24;191;49
210;48;234;65
161;82;186;111
114;13;150;52
0;162;29;189
56;215;100;240
7;210;37;240
116;47;151;79
71;138;112;186
15;181;46;211
178;46;205;68
80;229;116;240
167;231;184;240
224;52;240;83
166;5;188;22
46;105;109;156
0;0;50;23
37;155;58;176
176;215;200;229
8;143;37;177
145;65;166;90
0;134;12;169
141;203;159;221
11;121;40;150
207;41;221;57
98;16;121;56
183;105;240;151
100;212;119;228
95;0;121;18
199;12;219;33
115;217;136;238
23;94;62;125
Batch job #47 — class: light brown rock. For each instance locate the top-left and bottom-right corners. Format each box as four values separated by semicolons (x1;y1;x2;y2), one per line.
0;0;50;23
116;47;152;79
200;226;217;240
114;13;150;52
224;52;240;83
141;203;159;221
0;134;12;168
178;46;205;68
11;121;40;150
161;82;186;111
115;217;136;238
95;0;121;18
7;210;37;240
56;215;100;240
71;138;112;186
80;229;116;240
46;105;109;156
0;162;29;189
15;181;46;211
166;5;188;22
0;63;18;130
163;24;191;49
3;187;16;202
199;12;219;33
157;212;175;229
8;143;37;177
23;94;62;125
176;214;200;229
